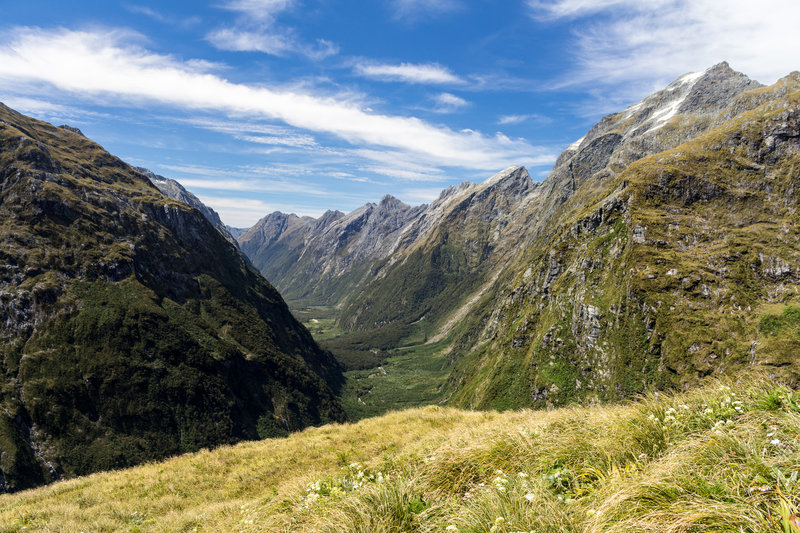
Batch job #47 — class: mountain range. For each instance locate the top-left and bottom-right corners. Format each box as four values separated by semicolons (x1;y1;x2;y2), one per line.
239;62;800;409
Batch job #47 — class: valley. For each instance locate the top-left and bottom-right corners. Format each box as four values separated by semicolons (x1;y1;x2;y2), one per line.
1;59;799;531
239;62;800;415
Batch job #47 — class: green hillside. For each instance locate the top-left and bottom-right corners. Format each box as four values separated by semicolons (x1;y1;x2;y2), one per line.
445;74;800;410
0;103;344;492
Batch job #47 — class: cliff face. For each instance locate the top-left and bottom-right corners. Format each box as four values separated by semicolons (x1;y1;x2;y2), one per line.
445;67;800;409
133;167;236;244
0;103;344;492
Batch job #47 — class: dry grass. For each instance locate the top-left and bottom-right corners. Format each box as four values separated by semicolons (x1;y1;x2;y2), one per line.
1;376;798;532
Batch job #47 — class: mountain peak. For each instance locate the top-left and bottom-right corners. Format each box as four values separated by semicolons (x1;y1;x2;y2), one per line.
481;165;526;187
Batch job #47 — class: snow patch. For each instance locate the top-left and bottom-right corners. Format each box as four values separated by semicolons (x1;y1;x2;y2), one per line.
481;165;522;187
622;101;644;119
567;136;585;151
642;68;707;134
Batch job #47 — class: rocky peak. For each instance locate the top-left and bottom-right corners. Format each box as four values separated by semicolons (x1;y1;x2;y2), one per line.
378;194;410;212
479;165;535;196
57;124;85;137
677;61;762;116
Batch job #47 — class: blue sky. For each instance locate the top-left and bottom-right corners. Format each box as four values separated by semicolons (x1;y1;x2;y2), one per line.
1;0;798;227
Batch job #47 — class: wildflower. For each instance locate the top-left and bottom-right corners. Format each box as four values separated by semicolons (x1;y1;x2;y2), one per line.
524;492;536;502
518;472;528;478
446;526;459;532
771;439;781;445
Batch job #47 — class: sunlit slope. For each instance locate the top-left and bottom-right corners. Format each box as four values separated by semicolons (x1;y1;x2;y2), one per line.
1;376;798;532
446;72;800;410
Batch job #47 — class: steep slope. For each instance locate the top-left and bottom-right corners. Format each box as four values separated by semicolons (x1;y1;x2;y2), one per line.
337;166;538;341
445;67;800;409
133;167;236;243
0;103;344;492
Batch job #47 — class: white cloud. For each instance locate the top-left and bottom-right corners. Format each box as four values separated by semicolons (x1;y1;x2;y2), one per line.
0;28;543;171
209;0;337;59
237;133;318;148
354;62;463;85
528;0;800;91
398;187;445;205
497;113;550;125
207;27;293;55
207;27;338;59
221;0;295;22
433;92;469;113
391;0;463;21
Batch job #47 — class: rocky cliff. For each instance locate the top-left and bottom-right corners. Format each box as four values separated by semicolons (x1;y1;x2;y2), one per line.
0;103;344;492
134;167;236;244
445;64;800;408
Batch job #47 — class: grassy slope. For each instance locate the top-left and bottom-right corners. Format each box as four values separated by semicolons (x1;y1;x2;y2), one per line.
1;376;798;532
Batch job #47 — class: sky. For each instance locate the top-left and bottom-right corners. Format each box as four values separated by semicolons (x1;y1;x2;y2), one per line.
1;0;798;227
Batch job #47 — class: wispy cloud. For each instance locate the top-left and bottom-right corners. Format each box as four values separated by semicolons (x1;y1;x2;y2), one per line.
208;0;338;60
397;186;445;205
236;133;318;148
220;0;295;22
497;113;551;125
354;62;463;85
390;0;464;21
0;28;544;171
527;0;800;91
123;4;202;27
207;27;338;59
432;92;469;113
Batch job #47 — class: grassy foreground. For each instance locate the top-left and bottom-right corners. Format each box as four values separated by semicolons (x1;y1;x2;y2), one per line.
1;376;798;532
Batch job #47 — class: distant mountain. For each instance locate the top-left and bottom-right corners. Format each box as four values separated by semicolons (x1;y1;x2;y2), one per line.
0;103;344;492
239;166;538;357
134;167;236;244
226;225;247;239
239;62;800;408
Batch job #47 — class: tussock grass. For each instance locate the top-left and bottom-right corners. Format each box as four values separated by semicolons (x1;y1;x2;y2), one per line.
1;375;798;532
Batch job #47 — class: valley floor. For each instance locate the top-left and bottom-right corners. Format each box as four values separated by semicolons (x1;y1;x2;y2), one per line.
292;304;452;421
1;376;798;532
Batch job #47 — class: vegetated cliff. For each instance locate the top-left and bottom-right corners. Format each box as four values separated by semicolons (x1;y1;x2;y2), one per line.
445;64;800;409
0;103;344;492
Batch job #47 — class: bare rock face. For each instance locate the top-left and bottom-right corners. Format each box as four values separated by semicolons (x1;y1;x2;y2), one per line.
134;167;236;244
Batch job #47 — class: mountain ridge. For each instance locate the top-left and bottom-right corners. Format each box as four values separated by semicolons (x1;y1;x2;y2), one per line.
0;102;344;492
